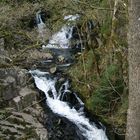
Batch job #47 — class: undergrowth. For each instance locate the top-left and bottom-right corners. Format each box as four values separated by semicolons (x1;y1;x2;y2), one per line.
67;0;128;137
0;0;128;138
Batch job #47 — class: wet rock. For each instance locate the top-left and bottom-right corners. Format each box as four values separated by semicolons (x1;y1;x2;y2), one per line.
58;55;65;62
50;66;57;74
58;77;65;83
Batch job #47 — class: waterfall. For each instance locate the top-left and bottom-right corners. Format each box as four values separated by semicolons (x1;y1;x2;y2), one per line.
31;12;108;140
36;10;47;43
42;26;73;49
42;14;79;49
30;70;108;140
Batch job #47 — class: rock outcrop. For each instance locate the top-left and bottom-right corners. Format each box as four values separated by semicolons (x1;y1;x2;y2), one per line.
0;67;48;140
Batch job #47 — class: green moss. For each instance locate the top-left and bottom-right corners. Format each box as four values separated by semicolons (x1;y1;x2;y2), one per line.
89;64;124;113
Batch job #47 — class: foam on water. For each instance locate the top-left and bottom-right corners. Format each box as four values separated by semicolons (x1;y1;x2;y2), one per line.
34;13;108;140
64;14;80;21
42;26;73;49
41;14;79;49
30;70;108;140
36;11;47;43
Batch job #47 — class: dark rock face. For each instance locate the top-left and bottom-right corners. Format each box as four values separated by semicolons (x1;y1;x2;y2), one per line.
46;115;82;140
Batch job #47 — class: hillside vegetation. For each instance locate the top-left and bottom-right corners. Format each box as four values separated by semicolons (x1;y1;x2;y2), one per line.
0;0;128;139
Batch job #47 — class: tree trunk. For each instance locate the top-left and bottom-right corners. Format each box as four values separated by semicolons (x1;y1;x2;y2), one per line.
126;0;140;140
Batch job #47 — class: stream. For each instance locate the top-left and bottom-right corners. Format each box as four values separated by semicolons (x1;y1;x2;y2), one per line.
30;11;108;140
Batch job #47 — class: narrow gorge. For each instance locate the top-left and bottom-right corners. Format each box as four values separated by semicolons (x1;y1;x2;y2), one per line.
29;12;108;140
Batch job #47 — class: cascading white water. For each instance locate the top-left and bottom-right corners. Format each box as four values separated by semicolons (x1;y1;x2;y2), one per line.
41;14;79;49
36;11;47;43
33;12;108;140
42;26;73;49
30;70;108;140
